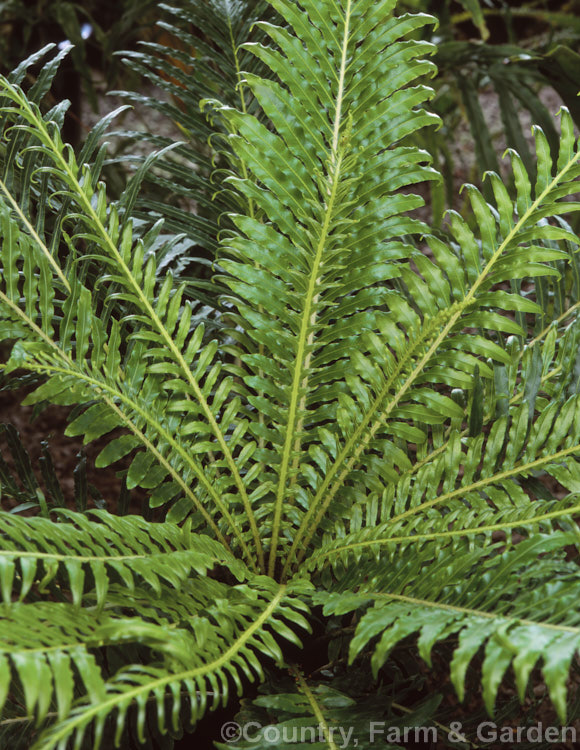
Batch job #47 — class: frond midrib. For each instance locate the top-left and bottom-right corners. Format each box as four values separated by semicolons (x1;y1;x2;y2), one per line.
0;177;70;292
0;547;224;564
309;503;580;568
389;442;580;525
291;665;340;750
0;288;260;568
268;0;353;577
283;308;454;577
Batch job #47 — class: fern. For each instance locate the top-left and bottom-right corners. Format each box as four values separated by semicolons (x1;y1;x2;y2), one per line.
1;0;580;747
112;0;277;299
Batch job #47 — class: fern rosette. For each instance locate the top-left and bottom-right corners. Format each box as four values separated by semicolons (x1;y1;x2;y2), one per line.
0;0;579;747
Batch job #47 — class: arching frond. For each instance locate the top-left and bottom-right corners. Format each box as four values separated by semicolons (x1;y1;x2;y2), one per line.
0;509;245;605
316;531;580;721
0;69;265;569
24;579;311;750
307;386;580;571
284;105;580;574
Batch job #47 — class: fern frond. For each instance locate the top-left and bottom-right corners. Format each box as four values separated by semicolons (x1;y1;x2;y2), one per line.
306;327;580;567
115;0;274;257
308;498;580;573
0;302;259;564
0;73;265;568
316;531;580;721
285;105;580;575
215;663;454;750
0;45;132;290
27;579;311;750
209;0;439;575
2;0;580;745
216;668;359;750
0;511;312;744
0;509;243;606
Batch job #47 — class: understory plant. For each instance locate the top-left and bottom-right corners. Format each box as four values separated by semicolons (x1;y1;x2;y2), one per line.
1;0;580;748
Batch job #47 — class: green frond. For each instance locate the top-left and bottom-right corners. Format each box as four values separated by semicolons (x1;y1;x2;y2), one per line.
26;579;311;750
0;70;266;568
316;531;580;722
0;509;243;606
306;321;580;568
284;105;580;574
0;268;254;562
215;664;452;750
308;497;580;574
0;45;133;290
209;0;439;574
215;670;363;750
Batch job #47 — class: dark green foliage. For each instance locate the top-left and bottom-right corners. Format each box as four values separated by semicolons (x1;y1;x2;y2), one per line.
399;0;580;225
114;0;277;302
